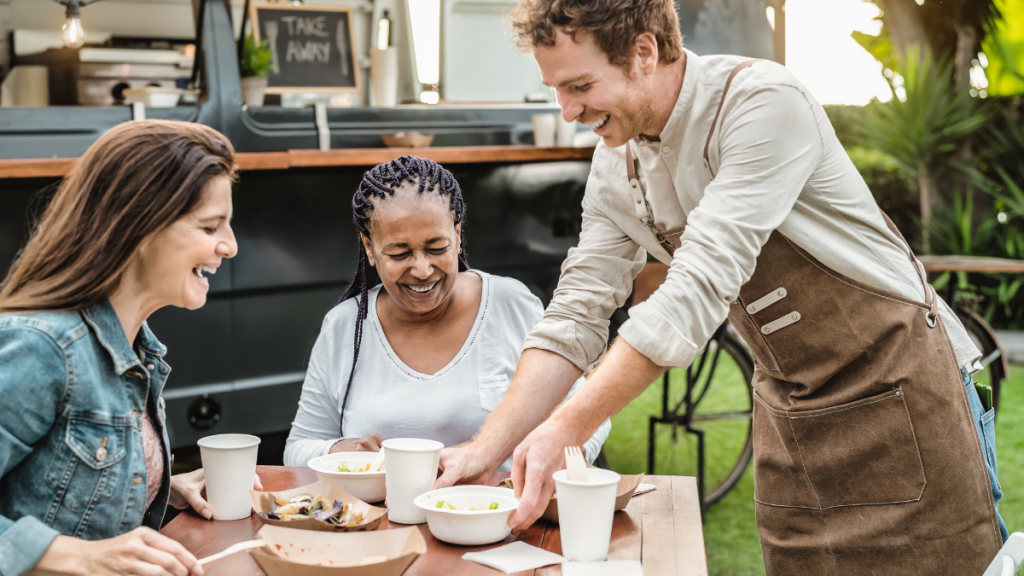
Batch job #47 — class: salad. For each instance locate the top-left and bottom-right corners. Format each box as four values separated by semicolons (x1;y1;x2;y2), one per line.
336;461;374;473
435;500;500;511
259;494;366;526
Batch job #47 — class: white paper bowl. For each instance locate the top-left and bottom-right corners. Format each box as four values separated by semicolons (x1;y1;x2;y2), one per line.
308;452;386;503
413;486;519;545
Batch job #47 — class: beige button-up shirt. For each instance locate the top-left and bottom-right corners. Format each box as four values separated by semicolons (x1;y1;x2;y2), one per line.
523;50;981;373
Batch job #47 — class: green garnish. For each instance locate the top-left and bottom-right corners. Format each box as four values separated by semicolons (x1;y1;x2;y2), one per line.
489;502;499;510
436;501;445;509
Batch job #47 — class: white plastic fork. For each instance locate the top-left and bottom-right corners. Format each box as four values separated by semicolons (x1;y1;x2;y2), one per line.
197;539;267;565
564;446;588;482
370;449;386;472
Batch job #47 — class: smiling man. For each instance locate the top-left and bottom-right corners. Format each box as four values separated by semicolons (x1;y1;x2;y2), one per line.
433;0;1007;573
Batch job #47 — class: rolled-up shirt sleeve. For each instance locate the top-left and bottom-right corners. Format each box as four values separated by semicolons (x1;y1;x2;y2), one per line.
522;176;647;371
621;83;823;368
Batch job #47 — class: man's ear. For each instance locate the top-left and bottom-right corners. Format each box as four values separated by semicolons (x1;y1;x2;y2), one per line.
360;233;376;267
635;32;659;76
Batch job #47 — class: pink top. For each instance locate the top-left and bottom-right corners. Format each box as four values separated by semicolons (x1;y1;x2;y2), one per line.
141;410;165;510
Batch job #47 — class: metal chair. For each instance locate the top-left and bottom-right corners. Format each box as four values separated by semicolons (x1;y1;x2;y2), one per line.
983;533;1024;576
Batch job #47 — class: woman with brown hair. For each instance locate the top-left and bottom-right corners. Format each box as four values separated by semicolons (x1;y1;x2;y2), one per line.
0;120;255;576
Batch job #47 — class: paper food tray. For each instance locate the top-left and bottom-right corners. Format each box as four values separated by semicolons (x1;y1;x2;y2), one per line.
250;481;387;532
504;473;643;523
250;524;425;576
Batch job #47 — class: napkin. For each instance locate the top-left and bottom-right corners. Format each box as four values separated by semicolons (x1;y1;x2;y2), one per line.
562;560;644;576
462;541;565;574
634;483;657;496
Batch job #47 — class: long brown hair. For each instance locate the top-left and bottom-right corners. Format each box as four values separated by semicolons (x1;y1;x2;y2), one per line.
0;120;236;313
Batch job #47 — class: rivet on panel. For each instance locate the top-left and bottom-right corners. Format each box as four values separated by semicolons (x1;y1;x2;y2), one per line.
762;326;771;334
747;305;757;313
778;290;785;296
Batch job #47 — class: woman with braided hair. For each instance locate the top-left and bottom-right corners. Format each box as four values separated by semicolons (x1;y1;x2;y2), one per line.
283;156;609;472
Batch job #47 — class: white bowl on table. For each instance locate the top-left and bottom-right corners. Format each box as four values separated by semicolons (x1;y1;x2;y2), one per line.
413;485;519;545
307;452;386;503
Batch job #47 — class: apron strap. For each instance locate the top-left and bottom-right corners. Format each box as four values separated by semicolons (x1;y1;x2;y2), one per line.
625;140;679;255
703;59;765;177
879;210;939;325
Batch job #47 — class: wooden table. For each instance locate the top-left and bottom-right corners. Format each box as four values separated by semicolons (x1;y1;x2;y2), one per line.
161;466;708;576
918;255;1024;274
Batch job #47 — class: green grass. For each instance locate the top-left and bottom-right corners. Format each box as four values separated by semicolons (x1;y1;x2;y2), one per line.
603;362;1024;575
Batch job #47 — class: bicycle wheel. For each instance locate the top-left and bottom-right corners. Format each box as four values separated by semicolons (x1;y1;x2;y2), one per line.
647;326;755;510
956;306;1006;414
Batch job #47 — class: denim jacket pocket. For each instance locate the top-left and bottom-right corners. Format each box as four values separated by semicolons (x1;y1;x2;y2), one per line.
478;375;511;412
46;412;131;512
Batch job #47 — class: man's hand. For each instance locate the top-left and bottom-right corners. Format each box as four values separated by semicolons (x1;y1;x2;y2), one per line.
433;444;504;490
507;418;579;531
330;433;385;453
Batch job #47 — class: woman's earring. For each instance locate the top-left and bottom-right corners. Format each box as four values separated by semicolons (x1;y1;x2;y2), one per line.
459;246;463;254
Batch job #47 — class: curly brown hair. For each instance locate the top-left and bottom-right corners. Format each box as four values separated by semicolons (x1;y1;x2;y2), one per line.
508;0;683;67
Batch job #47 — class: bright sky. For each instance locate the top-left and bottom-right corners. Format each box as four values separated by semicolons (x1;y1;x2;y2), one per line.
782;0;893;105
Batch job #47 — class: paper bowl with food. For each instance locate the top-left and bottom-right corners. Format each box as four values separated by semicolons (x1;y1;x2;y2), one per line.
249;481;387;532
308;452;387;503
413;485;519;546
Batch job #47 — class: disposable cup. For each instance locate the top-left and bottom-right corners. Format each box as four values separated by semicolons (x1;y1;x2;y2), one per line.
532;114;556;147
382;438;443;524
197;434;261;521
554;468;621;561
556;116;577;147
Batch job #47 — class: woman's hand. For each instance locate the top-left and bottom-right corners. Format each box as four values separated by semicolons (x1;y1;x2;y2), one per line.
168;468;263;519
329;433;385;453
30;528;202;576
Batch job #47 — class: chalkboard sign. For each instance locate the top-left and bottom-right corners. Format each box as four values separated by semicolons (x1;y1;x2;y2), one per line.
250;4;360;94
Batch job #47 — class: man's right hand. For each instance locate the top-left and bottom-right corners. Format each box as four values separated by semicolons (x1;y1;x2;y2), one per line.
433;444;502;489
330;433;385;453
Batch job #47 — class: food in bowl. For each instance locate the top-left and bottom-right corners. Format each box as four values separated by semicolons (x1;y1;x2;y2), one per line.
259;494;368;527
336;461;374;473
308;452;387;503
414;486;519;545
435;500;499;511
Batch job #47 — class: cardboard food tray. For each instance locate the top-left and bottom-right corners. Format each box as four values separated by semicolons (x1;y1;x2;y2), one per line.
250;524;426;576
250;481;387;532
503;473;643;524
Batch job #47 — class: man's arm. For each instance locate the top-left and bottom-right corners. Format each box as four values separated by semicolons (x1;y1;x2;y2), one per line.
433;161;646;488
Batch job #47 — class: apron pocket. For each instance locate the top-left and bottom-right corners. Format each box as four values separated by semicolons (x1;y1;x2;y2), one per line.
478;375;510;412
754;388;926;509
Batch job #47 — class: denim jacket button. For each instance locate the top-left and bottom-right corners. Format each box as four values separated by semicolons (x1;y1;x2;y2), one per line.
96;446;107;462
146;364;155;371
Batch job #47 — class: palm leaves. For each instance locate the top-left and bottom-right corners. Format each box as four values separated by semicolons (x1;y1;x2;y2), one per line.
857;47;991;249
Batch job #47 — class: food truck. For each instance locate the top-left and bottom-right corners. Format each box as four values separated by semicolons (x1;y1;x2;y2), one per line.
0;0;778;458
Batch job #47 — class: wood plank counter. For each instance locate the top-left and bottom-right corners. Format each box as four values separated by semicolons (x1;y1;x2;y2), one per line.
161;465;707;576
0;146;594;179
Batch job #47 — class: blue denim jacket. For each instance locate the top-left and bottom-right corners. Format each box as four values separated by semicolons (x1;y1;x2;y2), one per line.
0;299;172;576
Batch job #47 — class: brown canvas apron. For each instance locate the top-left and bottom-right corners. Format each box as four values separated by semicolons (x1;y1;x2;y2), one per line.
624;61;1003;574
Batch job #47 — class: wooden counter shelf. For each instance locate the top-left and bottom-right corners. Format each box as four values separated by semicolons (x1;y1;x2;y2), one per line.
0;146;595;179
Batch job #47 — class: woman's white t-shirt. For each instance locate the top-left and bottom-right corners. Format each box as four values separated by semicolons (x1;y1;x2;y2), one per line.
284;270;611;470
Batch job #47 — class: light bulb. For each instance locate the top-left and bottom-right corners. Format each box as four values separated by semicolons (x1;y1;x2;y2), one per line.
62;16;85;48
376;12;391;51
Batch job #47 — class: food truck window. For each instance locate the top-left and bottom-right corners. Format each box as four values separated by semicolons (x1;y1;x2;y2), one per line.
1;1;198;108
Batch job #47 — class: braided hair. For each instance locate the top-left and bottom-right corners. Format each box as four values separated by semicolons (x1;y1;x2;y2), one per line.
337;156;470;436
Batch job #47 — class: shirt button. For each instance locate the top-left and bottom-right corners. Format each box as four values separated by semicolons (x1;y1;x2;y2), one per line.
133;410;140;418
147;364;155;371
662;145;671;154
132;477;143;484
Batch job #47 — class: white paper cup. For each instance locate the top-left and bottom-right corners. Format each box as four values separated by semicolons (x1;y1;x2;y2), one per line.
554;468;621;562
382;438;443;524
197;434;260;521
556;116;577;147
532;114;557;147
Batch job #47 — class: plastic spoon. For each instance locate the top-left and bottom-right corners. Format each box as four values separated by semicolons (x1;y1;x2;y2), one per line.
370;449;386;472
